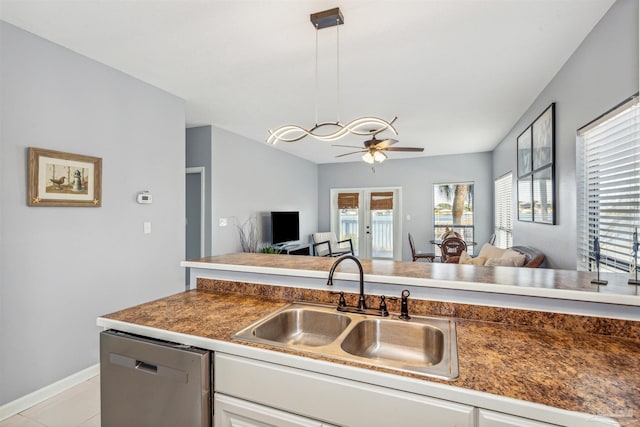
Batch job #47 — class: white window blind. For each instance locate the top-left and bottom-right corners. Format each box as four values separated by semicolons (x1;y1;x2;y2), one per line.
494;173;513;249
577;96;640;272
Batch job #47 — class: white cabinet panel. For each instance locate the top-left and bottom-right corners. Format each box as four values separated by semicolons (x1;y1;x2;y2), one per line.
215;393;329;427
478;409;560;427
215;353;475;427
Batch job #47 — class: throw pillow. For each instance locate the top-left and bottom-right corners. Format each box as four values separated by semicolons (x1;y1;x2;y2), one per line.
484;257;517;267
501;249;527;267
478;243;507;260
459;252;487;265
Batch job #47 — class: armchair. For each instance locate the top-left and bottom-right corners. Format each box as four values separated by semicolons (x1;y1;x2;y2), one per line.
312;232;354;257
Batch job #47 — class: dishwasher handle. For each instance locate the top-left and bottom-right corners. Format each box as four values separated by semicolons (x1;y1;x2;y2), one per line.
135;360;158;374
109;352;187;382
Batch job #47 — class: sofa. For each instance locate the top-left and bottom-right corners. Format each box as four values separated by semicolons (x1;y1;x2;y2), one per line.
445;244;545;268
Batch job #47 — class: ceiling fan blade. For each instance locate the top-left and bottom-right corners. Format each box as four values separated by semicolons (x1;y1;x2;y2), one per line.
384;147;424;152
374;139;398;149
335;150;366;158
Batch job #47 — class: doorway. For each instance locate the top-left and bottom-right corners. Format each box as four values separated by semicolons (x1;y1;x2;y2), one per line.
330;188;402;260
186;166;205;264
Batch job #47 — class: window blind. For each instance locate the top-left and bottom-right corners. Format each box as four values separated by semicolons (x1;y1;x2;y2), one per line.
494;173;513;249
370;192;393;210
577;96;640;272
337;192;359;209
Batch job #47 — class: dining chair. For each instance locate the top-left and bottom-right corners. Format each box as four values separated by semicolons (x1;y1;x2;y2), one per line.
408;233;435;262
440;237;467;262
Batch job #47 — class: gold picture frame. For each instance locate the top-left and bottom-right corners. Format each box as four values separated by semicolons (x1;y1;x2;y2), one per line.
28;147;102;207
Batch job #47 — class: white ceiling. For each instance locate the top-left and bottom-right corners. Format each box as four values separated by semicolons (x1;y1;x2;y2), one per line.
0;0;615;164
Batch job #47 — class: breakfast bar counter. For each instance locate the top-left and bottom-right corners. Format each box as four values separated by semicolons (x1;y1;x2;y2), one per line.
182;253;640;307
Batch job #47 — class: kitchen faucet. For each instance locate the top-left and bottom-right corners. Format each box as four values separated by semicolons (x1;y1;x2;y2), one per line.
327;255;388;316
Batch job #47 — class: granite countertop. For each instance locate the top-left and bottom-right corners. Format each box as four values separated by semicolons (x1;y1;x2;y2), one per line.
102;288;640;426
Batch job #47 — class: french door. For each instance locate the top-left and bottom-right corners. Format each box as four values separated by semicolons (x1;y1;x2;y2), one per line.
330;188;402;260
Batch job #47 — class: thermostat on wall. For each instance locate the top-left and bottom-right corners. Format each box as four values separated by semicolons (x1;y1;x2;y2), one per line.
137;191;152;204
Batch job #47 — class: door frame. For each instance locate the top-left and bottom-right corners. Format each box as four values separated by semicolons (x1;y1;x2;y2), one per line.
329;187;403;260
186;167;206;258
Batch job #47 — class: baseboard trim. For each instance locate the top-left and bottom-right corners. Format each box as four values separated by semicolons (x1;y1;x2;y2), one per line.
0;363;99;421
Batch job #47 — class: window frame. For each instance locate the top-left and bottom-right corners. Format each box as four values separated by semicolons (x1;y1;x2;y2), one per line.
577;94;640;273
433;182;475;255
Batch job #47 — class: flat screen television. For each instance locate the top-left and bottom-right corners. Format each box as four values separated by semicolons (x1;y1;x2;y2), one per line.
271;211;300;245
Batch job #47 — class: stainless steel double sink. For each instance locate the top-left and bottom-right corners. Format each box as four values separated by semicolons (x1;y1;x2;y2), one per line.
233;302;459;380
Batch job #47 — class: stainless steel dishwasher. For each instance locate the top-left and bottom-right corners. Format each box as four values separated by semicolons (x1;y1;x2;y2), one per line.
100;330;211;427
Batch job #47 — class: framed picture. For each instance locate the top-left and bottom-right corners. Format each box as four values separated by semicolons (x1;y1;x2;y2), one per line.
28;147;102;207
532;104;555;170
533;166;554;224
516;102;555;224
517;127;532;178
517;176;532;222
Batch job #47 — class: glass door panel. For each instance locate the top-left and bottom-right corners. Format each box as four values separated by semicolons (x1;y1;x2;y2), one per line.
339;208;359;257
370;209;393;258
331;188;401;260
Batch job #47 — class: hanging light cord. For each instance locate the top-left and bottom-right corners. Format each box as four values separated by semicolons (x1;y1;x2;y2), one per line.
315;23;319;126
336;17;341;124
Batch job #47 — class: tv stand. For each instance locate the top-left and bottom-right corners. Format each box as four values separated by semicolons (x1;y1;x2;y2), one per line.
279;244;310;256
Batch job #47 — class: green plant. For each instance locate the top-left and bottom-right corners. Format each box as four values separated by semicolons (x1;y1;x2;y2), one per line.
259;246;282;254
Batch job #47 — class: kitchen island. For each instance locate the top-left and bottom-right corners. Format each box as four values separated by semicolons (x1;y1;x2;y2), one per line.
98;254;640;426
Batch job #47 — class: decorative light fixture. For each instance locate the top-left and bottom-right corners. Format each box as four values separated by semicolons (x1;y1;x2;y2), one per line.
267;7;398;145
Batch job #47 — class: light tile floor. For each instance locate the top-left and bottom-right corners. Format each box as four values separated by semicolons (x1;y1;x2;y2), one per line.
0;376;100;427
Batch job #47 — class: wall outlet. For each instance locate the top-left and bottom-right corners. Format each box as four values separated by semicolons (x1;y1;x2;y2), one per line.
143;222;152;234
219;218;228;227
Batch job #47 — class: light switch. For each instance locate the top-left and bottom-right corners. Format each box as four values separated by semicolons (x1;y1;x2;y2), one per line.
143;222;152;234
407;214;411;221
219;218;228;227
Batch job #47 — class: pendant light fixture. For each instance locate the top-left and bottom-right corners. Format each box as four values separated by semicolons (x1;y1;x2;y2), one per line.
267;7;397;145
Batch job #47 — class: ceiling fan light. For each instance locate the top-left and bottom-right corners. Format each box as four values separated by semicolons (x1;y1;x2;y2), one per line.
373;151;387;163
362;152;375;164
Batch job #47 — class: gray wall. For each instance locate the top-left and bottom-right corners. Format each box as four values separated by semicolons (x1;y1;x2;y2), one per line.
318;152;494;261
186;126;213;257
0;22;186;405
492;0;639;269
210;127;318;254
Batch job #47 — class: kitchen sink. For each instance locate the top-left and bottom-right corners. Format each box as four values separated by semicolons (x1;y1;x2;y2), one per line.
340;319;444;367
233;302;459;380
252;307;351;347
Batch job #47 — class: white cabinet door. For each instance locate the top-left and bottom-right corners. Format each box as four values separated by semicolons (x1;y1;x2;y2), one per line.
215;393;332;427
478;409;560;427
215;353;475;427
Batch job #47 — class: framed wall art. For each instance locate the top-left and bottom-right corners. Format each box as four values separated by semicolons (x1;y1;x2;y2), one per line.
517;176;532;222
517;127;532;178
28;147;102;207
516;103;555;224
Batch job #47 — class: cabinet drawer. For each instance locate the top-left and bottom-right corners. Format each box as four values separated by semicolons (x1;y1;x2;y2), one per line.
215;393;334;427
478;409;561;427
215;353;474;427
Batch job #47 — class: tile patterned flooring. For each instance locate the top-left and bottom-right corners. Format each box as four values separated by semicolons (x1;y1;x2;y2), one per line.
0;376;100;427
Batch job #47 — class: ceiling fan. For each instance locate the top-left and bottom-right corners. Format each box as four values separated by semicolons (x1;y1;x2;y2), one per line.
334;136;424;164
